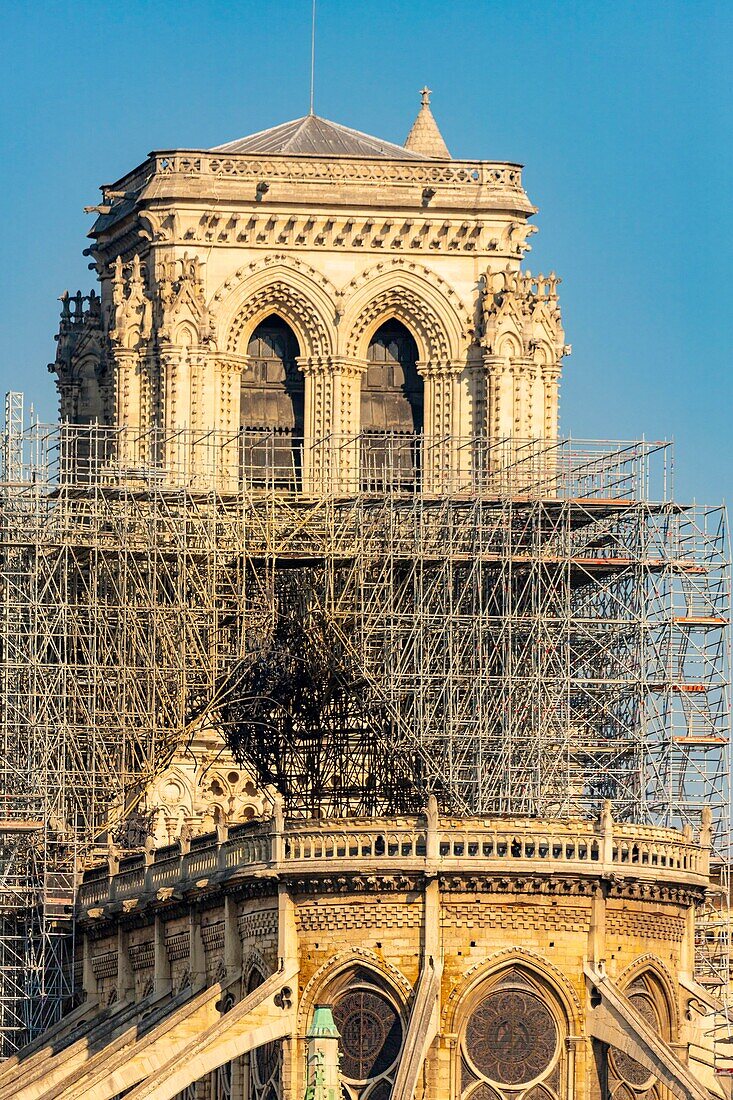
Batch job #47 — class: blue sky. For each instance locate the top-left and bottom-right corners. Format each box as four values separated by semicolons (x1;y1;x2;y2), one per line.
0;0;730;504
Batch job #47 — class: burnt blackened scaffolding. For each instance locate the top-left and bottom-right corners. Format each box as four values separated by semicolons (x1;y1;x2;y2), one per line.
0;409;728;1049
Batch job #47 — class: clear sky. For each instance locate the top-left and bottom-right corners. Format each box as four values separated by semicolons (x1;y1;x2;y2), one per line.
0;0;730;504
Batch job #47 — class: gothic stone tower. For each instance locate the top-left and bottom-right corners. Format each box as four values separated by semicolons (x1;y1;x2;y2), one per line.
51;89;567;488
13;94;723;1100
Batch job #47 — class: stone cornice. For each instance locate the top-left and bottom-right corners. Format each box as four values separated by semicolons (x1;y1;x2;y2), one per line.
92;207;535;260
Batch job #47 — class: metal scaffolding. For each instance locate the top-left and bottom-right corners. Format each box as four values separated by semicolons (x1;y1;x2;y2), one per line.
0;406;729;1051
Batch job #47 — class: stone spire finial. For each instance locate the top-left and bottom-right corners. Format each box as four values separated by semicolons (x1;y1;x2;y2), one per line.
405;86;451;159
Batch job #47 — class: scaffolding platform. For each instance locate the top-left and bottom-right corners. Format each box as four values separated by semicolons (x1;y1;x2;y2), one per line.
0;410;729;1052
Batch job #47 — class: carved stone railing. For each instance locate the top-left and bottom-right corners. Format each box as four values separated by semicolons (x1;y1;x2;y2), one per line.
103;152;529;201
77;812;710;912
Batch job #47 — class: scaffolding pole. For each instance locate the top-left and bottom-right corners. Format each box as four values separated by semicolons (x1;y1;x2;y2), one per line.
0;415;728;1051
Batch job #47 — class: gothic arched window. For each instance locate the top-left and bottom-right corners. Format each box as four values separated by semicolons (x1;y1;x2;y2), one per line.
608;972;671;1098
247;964;282;1100
362;320;423;486
460;973;564;1100
241;316;303;486
312;972;403;1100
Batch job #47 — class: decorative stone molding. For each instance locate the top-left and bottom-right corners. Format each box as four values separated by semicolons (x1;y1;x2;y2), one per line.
243;946;273;983
109;255;153;352
442;946;583;1033
225;281;332;359
155;253;213;348
341;260;471;363
144;209;533;257
212;256;337;359
211;254;339;310
143;152;531;196
615;954;682;1034
297;947;413;1031
49;290;105;423
480;266;567;444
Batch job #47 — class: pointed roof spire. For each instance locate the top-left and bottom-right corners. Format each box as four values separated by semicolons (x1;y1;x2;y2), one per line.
404;86;451;159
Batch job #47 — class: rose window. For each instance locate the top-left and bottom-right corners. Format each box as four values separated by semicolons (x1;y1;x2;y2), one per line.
462;986;560;1098
332;987;403;1097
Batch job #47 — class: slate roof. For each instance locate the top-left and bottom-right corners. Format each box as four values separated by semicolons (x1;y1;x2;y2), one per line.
211;113;431;159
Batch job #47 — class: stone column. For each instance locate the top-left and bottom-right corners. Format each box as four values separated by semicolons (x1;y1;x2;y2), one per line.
111;347;144;469
301;356;365;494
224;894;242;981
422;361;461;492
82;932;99;1004
278;883;299;1100
565;1034;586;1100
512;356;534;441
153;913;172;996
112;348;141;429
466;363;487;437
464;364;487;489
160;344;214;484
542;364;561;442
209;353;245;492
189;909;206;988
56;382;75;423
540;364;561;494
482;353;516;477
158;348;187;484
116;926;135;1002
589;884;606;968
301;356;334;494
529;361;545;439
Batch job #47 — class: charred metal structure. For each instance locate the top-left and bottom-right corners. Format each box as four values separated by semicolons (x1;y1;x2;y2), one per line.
0;94;729;1099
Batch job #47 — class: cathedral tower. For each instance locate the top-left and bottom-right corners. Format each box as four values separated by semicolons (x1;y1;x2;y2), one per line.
52;91;567;490
2;91;727;1100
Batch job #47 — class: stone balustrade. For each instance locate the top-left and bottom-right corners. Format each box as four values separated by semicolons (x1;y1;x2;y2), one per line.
102;153;528;199
77;811;710;913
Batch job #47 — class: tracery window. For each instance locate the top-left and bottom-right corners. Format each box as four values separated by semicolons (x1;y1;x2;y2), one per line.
460;973;563;1100
247;965;282;1100
362;320;423;487
211;1061;232;1100
330;974;404;1100
241;316;303;487
607;974;670;1099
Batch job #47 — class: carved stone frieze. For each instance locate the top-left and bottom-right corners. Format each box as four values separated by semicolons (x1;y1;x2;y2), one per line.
226;280;331;359
284;873;423;895
149;211;534;257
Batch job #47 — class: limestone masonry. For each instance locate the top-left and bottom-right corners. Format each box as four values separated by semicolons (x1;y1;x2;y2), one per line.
0;90;729;1100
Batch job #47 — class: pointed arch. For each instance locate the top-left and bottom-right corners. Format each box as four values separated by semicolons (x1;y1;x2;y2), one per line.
450;952;574;1100
297;947;412;1032
442;946;582;1035
298;948;409;1100
341;262;471;364
173;319;197;347
616;954;681;1036
496;332;522;359
211;257;337;359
